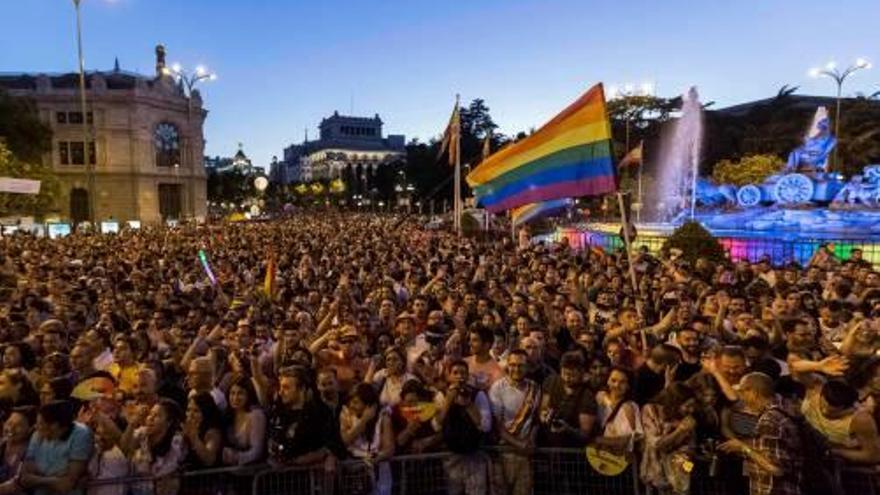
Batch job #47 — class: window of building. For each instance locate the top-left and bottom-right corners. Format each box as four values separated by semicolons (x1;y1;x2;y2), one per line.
154;122;181;167
59;142;69;165
59;141;96;166
56;112;67;124
70;142;85;165
66;111;94;124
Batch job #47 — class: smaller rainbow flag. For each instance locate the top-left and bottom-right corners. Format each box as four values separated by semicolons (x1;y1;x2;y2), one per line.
511;198;572;226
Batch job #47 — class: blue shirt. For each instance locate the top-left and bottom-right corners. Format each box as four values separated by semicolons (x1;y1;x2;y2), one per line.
26;422;94;495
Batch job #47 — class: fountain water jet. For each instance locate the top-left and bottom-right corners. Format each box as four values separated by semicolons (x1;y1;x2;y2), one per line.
653;87;704;222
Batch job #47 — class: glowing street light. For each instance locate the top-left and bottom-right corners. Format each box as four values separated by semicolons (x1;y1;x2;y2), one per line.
163;62;217;97
808;58;871;171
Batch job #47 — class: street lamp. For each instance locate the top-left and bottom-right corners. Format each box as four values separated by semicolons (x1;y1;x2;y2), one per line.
808;58;871;171
608;81;655;152
71;0;96;224
163;63;217;97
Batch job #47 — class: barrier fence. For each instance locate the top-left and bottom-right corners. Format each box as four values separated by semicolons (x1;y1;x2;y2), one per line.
535;226;880;268
84;449;879;495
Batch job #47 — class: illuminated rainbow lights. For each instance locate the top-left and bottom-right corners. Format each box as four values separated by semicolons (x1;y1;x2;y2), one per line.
536;224;880;267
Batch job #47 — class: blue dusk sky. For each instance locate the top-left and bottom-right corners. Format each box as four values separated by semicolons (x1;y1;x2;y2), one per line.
1;0;878;168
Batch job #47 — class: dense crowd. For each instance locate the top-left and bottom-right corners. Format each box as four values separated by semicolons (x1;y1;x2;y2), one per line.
0;213;878;495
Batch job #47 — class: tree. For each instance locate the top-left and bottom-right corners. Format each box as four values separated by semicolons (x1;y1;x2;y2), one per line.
0;141;61;219
0;90;53;163
711;154;785;187
662;221;726;264
207;168;257;206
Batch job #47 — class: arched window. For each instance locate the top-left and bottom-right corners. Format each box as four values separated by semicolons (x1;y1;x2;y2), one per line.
154;122;180;168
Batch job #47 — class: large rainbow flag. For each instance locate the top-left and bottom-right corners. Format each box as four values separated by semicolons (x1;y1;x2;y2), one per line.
511;198;572;226
467;84;616;213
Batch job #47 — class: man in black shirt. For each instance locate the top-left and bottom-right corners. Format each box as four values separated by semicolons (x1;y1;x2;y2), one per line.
673;327;703;382
268;367;336;467
634;344;678;405
538;351;597;448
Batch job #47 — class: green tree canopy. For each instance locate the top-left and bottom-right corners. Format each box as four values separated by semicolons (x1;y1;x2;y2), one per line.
0;90;52;163
0;141;61;219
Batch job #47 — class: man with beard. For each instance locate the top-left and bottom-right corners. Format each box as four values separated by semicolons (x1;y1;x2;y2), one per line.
673;327;703;382
265;365;337;494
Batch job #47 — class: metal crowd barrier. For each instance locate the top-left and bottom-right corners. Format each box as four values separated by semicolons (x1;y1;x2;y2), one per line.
83;452;879;495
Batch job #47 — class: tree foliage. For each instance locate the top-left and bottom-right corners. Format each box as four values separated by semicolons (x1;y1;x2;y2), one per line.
662;221;726;264
0;90;53;163
0;141;61;219
711;154;785;187
703;87;880;177
207;168;257;206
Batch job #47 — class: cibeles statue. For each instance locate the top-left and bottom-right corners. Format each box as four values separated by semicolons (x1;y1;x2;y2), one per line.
786;106;837;173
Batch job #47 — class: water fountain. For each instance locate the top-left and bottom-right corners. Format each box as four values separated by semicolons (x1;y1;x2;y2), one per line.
542;89;880;266
653;86;704;222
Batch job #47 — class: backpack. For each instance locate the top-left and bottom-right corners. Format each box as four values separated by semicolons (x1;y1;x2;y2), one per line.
778;408;844;495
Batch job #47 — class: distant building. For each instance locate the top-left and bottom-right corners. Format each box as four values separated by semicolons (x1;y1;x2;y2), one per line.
277;112;405;186
0;45;208;224
205;143;260;174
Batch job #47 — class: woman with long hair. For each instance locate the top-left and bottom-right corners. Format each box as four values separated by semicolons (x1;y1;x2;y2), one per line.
365;346;416;407
641;382;699;495
183;392;224;469
222;376;266;465
122;398;185;495
594;367;643;455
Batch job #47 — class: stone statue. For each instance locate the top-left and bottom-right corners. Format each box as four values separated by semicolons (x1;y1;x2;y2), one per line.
786;106;837;172
155;44;166;76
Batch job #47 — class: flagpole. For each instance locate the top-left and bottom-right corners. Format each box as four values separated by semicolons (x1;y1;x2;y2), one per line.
454;94;462;236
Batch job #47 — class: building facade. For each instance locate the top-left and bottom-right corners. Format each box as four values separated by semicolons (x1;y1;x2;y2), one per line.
276;112;405;187
0;46;208;224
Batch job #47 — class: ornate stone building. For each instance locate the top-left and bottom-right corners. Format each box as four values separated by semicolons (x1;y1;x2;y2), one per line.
276;112;405;188
0;46;207;224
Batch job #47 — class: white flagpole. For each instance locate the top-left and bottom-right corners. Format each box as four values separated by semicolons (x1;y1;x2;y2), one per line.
454;94;462;236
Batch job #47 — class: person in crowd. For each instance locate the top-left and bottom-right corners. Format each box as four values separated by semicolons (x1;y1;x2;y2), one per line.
20;400;93;495
434;360;492;495
87;420;129;495
265;366;335;469
366;346;416;407
594;367;643;455
340;382;395;495
538;351;597;448
489;349;540;495
122;398;185;495
0;406;35;494
182;392;223;469
719;372;803;495
221;376;266;466
109;336;142;397
0;369;39;422
465;325;504;391
393;379;441;454
641;382;698;495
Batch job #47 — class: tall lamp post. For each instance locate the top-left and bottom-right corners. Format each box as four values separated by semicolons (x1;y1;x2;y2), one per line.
809;58;871;171
72;0;96;224
608;81;654;223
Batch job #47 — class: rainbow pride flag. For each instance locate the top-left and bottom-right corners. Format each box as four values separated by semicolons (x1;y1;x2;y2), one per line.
467;84;616;213
511;198;572;226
